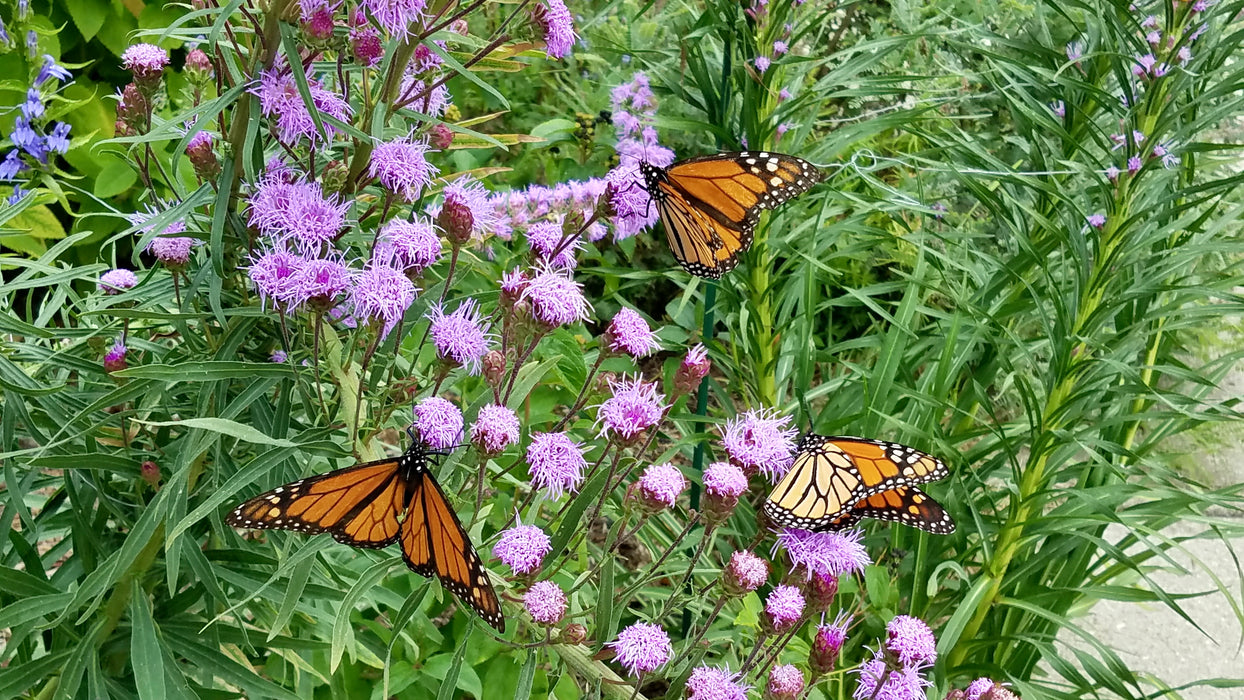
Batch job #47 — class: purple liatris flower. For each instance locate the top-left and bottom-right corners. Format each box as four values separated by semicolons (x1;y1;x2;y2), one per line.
526;431;588;498
607;622;671;677
412;396;463;449
270;350;288;363
369;137;437;202
635;463;687;510
1050;100;1065;118
775;527;871;580
853;656;931;700
98;269;138;294
249;247;305;311
148;236;200;267
810;611;851;675
363;0;427;36
765;664;805;700
723;550;769;595
1105;165;1121;182
720;408;799;480
604;307;659;358
595;375;666;442
294;255;353;309
494;523;551;574
773;40;788;55
121;43;170;82
673;343;710;394
286;184;351;247
886;614;937;667
965;679;1019;700
350;261;416;338
532;0;576;59
764;584;806;633
526;219;579;269
522;266;592;327
686;665;749;700
376;217;441;273
1128;155;1143;174
427;299;492;374
523;580;567;624
471;403;521;455
703;462;748;498
1086;213;1106;229
254;67;351;145
755;55;770;73
103;340;127;373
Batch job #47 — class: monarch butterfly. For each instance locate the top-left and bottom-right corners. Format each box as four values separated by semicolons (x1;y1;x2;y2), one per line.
227;441;504;631
763;434;955;534
639;151;824;279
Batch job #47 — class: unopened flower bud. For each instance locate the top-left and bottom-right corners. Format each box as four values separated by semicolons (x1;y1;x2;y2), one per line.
809;615;850;676
321;159;350;194
450;18;469;35
807;572;839;612
429;123;454;150
141;460;161;486
673;343;711;395
184;49;214;85
438;196;474;245
764;664;805;700
482;350;506;388
562;623;587;645
187;132;220;180
351;25;383;66
303;7;335;44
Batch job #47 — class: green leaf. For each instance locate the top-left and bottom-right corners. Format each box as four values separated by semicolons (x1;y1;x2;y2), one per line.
542;467;609;575
515;651;538;700
436;627;475;700
135;417;297;447
331;558;402;672
130;588;166;700
93;159;139;198
0;651;72;698
113;361;295;381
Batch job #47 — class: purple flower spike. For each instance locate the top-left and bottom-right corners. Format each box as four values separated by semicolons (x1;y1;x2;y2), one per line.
363;0;428;36
98;269;138;294
249;247;305;312
526;219;579;269
764;584;806;633
427;299;493;374
810;611;851;675
886;614;937;667
147;236;200;267
472;403;521;455
766;664;805;700
522;266;592;327
720;408;799;480
1086;213;1106;229
351;261;416;338
703;462;748;498
121;43;170;81
377;218;442;273
775;527;871;580
687;665;749;700
636;463;687;509
608;622;671;677
595;375;666;442
723;550;769;594
369;137;437;202
526;431;588;498
524;580;567;624
853;657;931;700
534;0;576;59
604;307;659;358
494;523;551;574
413;396;463;449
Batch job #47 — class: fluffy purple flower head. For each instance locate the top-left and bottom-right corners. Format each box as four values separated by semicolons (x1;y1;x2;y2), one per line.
369;137;437;202
811;611;852;675
687;665;749;700
494;523;551;574
534;0;576;59
294;255;353;308
674;343;711;394
270;350;288;363
249;247;305;311
1086;213;1106;229
766;664;805;700
526;219;580;269
98;269;138;294
1105;165;1121;182
764;584;806;632
637;463;687;509
427;299;493;374
526;431;588;498
121;43;170;81
287;184;350;247
720;408;799;480
472;403;521;455
147;237;199;266
608;622;671;677
775;527;870;580
377;218;441;273
595;375;666;442
1128;155;1143;174
778;87;792;102
853;656;931;700
524;580;567;624
965;678;1018;700
103;340;127;373
413;396;463;449
363;0;427;35
755;55;771;73
724;550;769;594
703;462;748;498
605;307;659;358
254;67;351;145
886;614;937;667
773;40;789;55
500;267;529;302
522;266;592;327
351;261;416;338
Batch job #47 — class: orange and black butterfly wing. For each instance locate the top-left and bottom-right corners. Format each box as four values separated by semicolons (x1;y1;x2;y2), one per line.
763;434;949;531
227;458;405;548
400;467;505;632
641;152;823;279
826;486;956;535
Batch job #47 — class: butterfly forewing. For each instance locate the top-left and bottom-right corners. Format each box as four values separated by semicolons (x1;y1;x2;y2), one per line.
642;151;823;279
763;434;951;533
227;444;506;631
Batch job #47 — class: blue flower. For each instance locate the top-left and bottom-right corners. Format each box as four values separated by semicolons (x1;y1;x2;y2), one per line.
0;151;24;180
25;30;36;58
21;88;44;120
47;123;71;154
35;55;73;87
8;185;29;206
0;17;10;46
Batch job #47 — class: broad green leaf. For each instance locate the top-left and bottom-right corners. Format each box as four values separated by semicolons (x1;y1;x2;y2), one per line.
130;588;166;700
136;417;297;447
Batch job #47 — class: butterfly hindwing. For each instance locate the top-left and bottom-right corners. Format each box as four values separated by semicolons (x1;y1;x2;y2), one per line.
823;486;956;535
228;444;505;631
763;434;951;533
641;151;823;279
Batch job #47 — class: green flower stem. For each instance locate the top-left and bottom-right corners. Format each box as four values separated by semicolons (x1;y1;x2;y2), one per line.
226;0;289;200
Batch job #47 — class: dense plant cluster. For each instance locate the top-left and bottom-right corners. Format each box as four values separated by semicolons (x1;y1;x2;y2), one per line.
3;0;1244;698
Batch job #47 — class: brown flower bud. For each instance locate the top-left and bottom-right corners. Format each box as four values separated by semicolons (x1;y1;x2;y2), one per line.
184;49;214;85
482;350;506;389
141;460;161;486
429;123;454;150
561;623;587;645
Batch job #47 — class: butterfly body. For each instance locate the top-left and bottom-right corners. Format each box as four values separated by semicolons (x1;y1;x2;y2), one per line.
228;443;505;631
640;151;824;279
763;434;955;534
